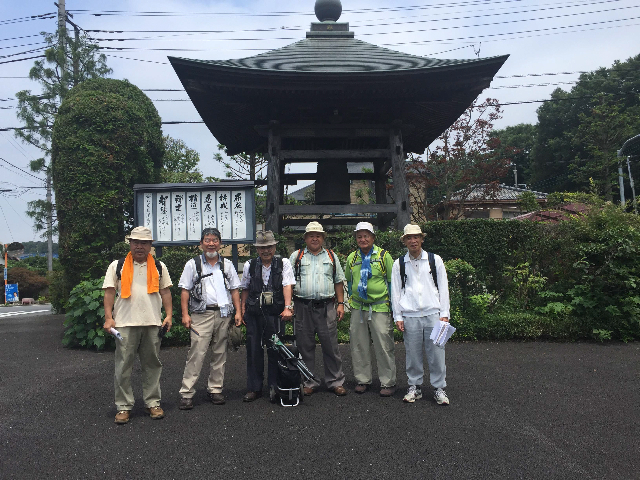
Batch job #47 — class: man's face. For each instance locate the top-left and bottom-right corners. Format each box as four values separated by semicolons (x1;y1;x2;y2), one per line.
257;245;275;264
304;232;324;253
130;239;152;263
403;234;423;254
200;234;221;254
355;230;375;253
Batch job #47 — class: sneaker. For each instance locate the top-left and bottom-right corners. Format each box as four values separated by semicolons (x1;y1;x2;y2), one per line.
114;410;130;424
145;406;165;419
403;386;422;403
434;388;450;405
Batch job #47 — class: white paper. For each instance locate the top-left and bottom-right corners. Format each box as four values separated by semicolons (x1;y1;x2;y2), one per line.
143;193;154;231
216;191;231;240
186;191;201;241
201;191;217;229
171;192;187;241
109;327;123;341
156;192;171;241
231;190;247;239
430;321;456;348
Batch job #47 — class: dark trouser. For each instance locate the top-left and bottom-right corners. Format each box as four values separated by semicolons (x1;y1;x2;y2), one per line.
244;310;284;392
293;299;345;389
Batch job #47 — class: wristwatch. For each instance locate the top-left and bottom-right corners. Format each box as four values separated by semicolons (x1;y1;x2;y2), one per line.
337;302;345;305
285;305;294;311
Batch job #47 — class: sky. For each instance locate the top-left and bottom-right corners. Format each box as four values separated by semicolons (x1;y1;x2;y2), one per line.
0;0;638;242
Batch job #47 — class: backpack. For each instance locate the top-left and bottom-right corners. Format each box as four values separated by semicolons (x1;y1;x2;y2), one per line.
116;257;163;281
194;254;230;290
399;252;438;292
349;248;390;277
189;254;231;313
293;248;337;283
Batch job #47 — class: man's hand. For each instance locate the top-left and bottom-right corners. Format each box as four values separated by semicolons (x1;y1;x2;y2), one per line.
280;308;294;322
395;320;404;332
440;317;449;323
336;304;345;322
182;314;191;329
235;311;243;327
162;316;172;332
103;317;116;334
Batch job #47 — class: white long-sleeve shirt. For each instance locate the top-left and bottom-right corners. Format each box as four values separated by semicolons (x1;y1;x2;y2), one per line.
391;250;450;322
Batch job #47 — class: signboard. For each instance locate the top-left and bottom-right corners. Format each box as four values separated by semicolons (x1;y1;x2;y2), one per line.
133;181;256;246
5;284;19;303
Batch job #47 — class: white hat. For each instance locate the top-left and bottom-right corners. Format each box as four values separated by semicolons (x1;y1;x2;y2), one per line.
400;224;425;241
304;221;326;237
127;226;153;241
354;222;375;235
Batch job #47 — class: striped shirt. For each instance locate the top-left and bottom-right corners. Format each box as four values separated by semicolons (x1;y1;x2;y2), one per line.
289;247;346;300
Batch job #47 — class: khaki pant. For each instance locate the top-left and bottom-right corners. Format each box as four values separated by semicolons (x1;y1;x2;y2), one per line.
179;310;231;397
114;326;162;411
349;309;397;388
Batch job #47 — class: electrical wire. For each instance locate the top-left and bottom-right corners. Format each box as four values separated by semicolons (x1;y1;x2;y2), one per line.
0;157;45;181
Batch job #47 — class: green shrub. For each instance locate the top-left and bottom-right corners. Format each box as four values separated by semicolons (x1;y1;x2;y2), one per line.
62;277;111;350
6;267;49;299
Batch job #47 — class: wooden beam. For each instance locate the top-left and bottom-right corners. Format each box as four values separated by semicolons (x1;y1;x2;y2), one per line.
281;149;390;160
282;217;381;226
280;204;399;214
390;126;411;228
255;124;414;138
265;126;281;233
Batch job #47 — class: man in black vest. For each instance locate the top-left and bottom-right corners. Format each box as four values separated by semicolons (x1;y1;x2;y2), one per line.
240;231;295;402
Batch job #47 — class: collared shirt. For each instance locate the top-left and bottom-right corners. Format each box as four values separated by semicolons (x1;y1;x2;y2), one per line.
240;257;296;289
289;247;346;300
391;249;450;322
178;256;241;305
102;258;173;327
345;244;393;313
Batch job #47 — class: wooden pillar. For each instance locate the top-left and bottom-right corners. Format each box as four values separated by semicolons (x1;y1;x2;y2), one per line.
390;127;411;229
374;160;390;229
266;125;282;233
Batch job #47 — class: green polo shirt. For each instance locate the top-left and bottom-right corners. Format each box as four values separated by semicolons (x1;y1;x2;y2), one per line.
345;245;393;313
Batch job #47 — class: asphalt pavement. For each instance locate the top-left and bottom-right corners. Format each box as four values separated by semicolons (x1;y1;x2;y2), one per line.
0;310;638;479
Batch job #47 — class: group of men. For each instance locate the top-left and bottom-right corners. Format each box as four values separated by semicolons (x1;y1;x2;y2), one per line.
102;220;451;424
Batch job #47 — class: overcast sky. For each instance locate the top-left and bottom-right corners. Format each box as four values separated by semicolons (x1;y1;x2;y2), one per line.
1;0;638;242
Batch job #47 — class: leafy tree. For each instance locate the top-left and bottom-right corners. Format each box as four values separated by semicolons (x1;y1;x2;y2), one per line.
7;267;49;299
51;78;164;308
160;135;204;183
517;191;540;213
491;123;537;186
15;29;111;239
407;98;512;220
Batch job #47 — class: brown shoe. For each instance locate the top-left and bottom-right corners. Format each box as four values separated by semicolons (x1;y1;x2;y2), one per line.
243;391;262;402
145;406;165;419
332;385;348;396
179;397;193;410
354;384;368;394
303;387;315;396
379;386;396;397
114;410;130;424
209;393;226;405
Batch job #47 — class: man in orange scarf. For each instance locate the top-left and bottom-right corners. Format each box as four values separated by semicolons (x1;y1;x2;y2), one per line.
103;226;173;425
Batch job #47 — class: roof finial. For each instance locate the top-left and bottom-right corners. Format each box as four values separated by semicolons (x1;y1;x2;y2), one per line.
315;0;342;22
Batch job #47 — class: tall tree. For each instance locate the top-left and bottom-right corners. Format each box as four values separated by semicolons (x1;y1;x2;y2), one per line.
407;98;512;220
160;135;204;183
491;123;537;187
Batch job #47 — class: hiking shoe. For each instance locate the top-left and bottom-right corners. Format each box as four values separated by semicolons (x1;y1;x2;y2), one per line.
145;406;165;419
403;386;422;403
179;397;193;410
354;384;368;394
379;386;396;397
209;393;226;405
434;388;450;405
114;410;130;424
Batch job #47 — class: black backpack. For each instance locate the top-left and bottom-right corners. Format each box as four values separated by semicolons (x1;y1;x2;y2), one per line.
116;257;163;280
193;254;230;289
399;252;438;291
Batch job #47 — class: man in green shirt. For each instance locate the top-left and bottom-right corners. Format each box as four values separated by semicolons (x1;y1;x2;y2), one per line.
345;222;396;397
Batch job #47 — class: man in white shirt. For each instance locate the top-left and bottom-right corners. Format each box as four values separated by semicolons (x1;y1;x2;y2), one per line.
177;227;242;409
391;224;451;405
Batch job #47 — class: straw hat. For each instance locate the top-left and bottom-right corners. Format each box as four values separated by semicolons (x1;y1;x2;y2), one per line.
127;226;153;241
255;230;278;247
304;221;326;237
353;221;375;236
400;224;425;241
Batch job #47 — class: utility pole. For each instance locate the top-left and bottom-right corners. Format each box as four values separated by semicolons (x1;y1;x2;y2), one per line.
628;156;637;215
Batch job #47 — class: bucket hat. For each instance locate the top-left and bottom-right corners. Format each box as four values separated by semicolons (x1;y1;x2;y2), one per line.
255;230;278;247
128;226;153;241
304;221;326;237
353;221;375;235
400;224;425;241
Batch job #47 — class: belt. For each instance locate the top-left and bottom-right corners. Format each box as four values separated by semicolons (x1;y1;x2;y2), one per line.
293;296;334;307
206;305;220;311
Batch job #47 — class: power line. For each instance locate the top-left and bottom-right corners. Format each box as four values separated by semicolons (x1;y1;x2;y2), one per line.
0;157;45;181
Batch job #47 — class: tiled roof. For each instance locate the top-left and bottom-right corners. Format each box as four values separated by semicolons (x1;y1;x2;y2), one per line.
512;203;590;223
450;184;548;202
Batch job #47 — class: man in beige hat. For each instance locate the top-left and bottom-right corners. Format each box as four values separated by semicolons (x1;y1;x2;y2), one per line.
345;222;396;396
289;221;348;396
240;230;295;402
102;226;173;424
391;224;451;405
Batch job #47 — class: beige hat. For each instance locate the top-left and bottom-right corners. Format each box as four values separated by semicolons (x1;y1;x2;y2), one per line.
354;221;375;235
304;221;326;237
400;224;425;241
255;230;278;247
128;226;153;241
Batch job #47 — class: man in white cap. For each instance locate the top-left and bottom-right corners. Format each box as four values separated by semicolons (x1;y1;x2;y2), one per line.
345;222;396;396
391;224;451;405
103;226;173;424
289;221;348;396
240;230;295;402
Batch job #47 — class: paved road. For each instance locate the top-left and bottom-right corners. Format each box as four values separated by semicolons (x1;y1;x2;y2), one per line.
0;312;638;479
0;304;52;318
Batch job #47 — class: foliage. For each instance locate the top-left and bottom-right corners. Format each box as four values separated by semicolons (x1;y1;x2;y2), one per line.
6;267;49;299
20;241;59;255
546;191;604;209
51;78;164;308
406;98;512;221
502;262;547;309
490;123;537;186
16;255;62;276
160;135;204;183
62;277;111;350
517;191;540;213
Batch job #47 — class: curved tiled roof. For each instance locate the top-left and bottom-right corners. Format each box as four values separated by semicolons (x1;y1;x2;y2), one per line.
185;38;491;73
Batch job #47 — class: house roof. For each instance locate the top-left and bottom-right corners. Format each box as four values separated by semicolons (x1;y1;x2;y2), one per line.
450;184;548;203
511;203;589;223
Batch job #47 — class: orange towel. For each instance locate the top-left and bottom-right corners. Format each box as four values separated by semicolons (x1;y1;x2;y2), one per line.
120;252;160;298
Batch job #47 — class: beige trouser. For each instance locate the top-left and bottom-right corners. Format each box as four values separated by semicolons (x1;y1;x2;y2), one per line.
349;309;397;388
179;310;231;397
114;326;162;411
